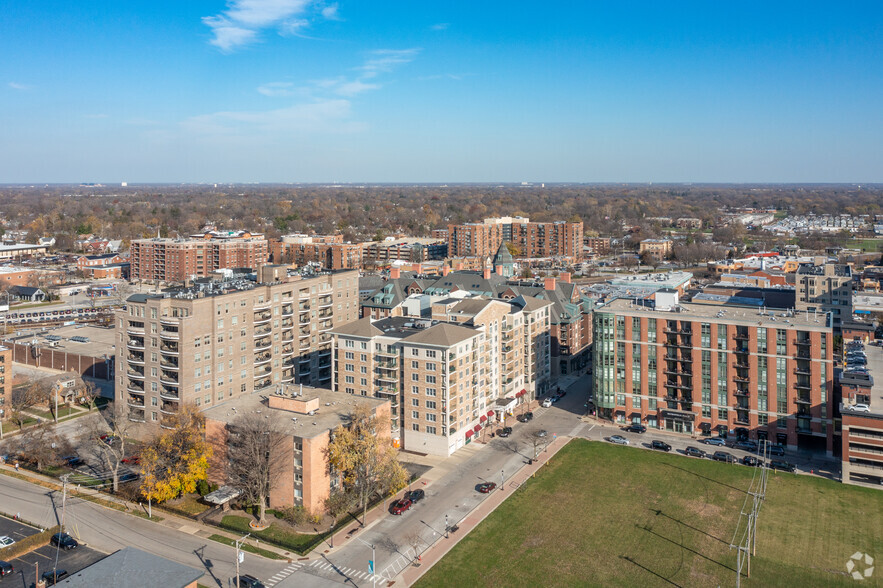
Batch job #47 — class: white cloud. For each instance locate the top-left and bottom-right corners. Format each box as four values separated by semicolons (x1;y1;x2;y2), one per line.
334;80;380;96
257;81;297;96
359;48;420;79
8;82;32;91
321;2;340;20
430;23;449;30
203;0;313;51
180;99;363;136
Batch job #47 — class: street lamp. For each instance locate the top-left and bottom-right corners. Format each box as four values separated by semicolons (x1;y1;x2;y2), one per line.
234;533;251;588
500;469;504;491
355;536;376;588
445;513;449;539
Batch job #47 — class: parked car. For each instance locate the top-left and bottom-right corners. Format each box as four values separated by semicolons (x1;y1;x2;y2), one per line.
121;455;140;465
609;435;629;445
701;437;726;446
712;451;737;463
390;498;412;515
477;482;497;493
558;389;567;398
0;561;12;577
742;456;761;467
764;444;786;456
769;460;796;473
408;489;425;503
64;455;84;467
734;440;758;452
542;398;553;408
42;569;68;586
551;396;560;403
50;533;78;550
236;575;266;588
498;427;513;438
625;424;647;434
849;404;871;412
518;412;534;422
651;440;672;452
536;430;548;438
0;536;15;549
684;446;706;458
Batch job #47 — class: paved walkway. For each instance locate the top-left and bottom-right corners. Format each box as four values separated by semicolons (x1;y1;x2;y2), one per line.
400;435;572;586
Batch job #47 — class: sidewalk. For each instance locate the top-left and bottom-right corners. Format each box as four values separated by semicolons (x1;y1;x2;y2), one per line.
400;435;573;586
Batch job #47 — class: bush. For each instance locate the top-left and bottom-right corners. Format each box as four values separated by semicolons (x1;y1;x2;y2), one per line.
196;479;210;497
324;489;358;520
1;525;60;559
279;505;309;526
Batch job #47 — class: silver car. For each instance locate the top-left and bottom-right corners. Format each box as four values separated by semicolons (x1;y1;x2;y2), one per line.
609;435;629;445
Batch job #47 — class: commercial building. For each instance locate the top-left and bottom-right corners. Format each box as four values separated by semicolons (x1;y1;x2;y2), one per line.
331;295;551;456
0;243;49;260
115;266;359;432
638;239;673;260
205;384;389;513
593;295;835;452
130;232;269;283
796;260;853;327
447;217;582;260
839;341;883;488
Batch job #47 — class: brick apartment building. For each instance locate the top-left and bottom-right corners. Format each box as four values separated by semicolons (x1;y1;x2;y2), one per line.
270;234;363;271
638;239;673;260
584;236;611;255
447;217;582;260
0;346;10;421
130;232;269;283
593;295;835;453
115;266;359;433
331;295;551;456
205;384;389;513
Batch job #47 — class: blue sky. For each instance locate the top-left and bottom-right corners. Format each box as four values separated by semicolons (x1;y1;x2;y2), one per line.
2;1;882;183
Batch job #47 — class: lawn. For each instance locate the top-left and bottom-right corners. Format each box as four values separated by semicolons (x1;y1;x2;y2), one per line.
417;439;883;588
219;515;325;554
849;238;883;253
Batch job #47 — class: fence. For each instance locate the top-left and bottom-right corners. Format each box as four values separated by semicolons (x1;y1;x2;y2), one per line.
8;342;113;379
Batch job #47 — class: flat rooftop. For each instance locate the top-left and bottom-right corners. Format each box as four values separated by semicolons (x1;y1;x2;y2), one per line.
843;343;883;417
202;385;388;440
607;271;693;290
5;325;116;357
601;297;831;330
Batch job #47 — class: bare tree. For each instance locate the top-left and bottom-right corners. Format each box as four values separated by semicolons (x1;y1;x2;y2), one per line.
81;412;130;493
225;411;288;525
11;422;73;471
9;381;44;430
404;530;425;560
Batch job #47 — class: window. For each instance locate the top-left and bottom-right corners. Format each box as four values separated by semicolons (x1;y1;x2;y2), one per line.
412;398;420;407
411;410;419;419
426;375;436;384
426;426;437;435
717;324;727;350
426;400;437;409
412;361;419;369
412;423;420;432
426;388;436;397
701;323;711;348
412;386;420;394
426;413;437;422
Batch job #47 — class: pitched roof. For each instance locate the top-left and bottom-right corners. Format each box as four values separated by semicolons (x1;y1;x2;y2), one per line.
492;242;514;266
55;547;203;588
329;317;384;338
403;322;479;347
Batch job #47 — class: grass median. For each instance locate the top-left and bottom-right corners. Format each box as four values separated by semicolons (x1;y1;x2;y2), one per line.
207;534;287;560
417;438;883;588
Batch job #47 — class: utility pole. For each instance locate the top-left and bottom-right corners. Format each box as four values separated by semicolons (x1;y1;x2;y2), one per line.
445;513;449;539
501;469;504;491
355;536;376;588
234;533;250;588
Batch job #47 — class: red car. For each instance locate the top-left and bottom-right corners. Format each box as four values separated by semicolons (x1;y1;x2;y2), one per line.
121;455;140;465
390;498;412;515
477;482;497;493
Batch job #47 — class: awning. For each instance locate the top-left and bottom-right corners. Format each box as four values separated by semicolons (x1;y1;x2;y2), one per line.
487;410;494;417
465;429;474;438
716;424;728;431
515;389;527;397
479;415;487;422
699;422;712;431
473;424;482;433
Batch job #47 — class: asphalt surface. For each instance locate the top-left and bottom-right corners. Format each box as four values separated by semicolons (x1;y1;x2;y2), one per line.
2;541;106;588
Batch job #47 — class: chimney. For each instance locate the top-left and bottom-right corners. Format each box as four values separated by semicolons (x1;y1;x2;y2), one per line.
544;277;556;291
456;262;464;271
483;268;491;280
443;265;450;276
495;265;504;276
390;267;400;279
559;271;571;284
415;263;422;274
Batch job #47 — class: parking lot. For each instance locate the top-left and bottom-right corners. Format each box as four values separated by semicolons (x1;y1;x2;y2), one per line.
0;517;106;587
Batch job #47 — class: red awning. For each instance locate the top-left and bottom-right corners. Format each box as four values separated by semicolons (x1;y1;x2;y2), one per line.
515;389;526;397
473;424;482;433
465;430;474;438
479;415;487;422
487;410;494;417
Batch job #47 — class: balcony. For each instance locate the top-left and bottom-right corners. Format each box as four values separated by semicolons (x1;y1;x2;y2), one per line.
127;368;145;379
160;359;179;370
734;389;750;398
318;347;332;358
664;354;693;363
254;311;271;324
797;350;812;359
160;371;179;384
318;309;333;319
255;338;271;351
734;347;750;355
282;346;294;356
281;371;295;383
795;339;812;347
663;369;692;377
128;353;145;364
127;338;145;350
127;394;145;408
299;314;311;325
319;333;332;344
795;396;812;405
298;302;311;311
318;321;333;332
254;326;272;337
160;388;179;400
255;378;273;391
734;413;750;425
733;332;750;342
160;316;180;326
282;305;294;316
127;323;145;335
281;318;294;328
160;329;179;340
665;381;693;390
127;381;145;393
733;375;750;383
299;356;311;365
282;333;294;342
161;401;179;415
318;296;333;309
128;409;146;423
254;353;271;365
794;368;812;376
160;343;179;355
254;366;272;377
795;382;812;390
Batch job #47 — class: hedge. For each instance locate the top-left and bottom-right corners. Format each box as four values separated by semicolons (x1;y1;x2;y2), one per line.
0;525;61;559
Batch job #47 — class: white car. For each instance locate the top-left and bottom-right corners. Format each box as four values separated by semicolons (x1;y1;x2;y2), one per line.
542;398;552;408
850;404;871;412
0;536;15;548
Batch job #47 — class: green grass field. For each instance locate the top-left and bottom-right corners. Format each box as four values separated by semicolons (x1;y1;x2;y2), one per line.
849;238;883;253
416;439;883;588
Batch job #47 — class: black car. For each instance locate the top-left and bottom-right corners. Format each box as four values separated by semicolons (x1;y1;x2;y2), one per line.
684;446;706;458
237;575;267;588
50;533;78;550
0;561;12;577
741;455;760;467
769;459;796;473
763;444;786;456
518;412;534;422
734;440;758;452
498;427;513;438
712;451;737;463
408;489;425;503
42;570;68;586
651;440;671;452
625;424;647;434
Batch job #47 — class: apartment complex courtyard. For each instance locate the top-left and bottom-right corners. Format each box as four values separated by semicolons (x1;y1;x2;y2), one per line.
416;439;883;587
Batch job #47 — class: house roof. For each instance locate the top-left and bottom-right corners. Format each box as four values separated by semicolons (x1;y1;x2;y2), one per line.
55;547;203;588
8;286;43;296
403;322;480;347
329;317;384;338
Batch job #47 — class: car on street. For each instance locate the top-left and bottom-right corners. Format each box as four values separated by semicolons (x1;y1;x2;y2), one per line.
0;536;15;549
518;412;534;422
768;459;796;473
237;575;267;588
551;396;560;403
50;533;78;550
701;437;726;446
42;569;68;586
684;446;706;458
742;456;761;467
477;482;497;493
558;389;567;397
408;489;425;503
63;455;84;467
536;430;548;437
651;440;671;452
711;451;737;463
390;498;412;515
542;398;553;408
625;424;647;434
734;440;758;452
498;427;513;438
121;455;140;465
761;443;786;456
0;561;12;576
608;435;629;445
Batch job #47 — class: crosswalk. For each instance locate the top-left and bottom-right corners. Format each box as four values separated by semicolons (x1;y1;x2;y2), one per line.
306;558;384;583
264;561;304;586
